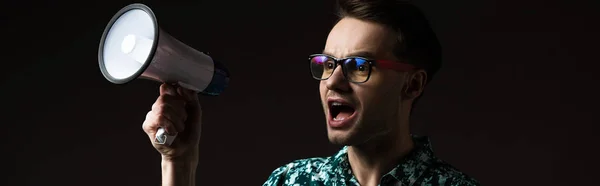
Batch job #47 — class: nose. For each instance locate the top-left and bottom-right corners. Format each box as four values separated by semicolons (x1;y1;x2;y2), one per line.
324;65;351;92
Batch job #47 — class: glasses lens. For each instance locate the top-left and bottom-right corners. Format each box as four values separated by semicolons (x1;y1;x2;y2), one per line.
343;58;370;82
310;55;335;80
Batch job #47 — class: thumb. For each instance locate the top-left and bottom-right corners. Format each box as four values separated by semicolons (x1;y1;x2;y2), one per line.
183;89;200;110
182;89;202;143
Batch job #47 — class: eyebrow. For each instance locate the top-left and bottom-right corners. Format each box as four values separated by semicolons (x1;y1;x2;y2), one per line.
321;50;378;59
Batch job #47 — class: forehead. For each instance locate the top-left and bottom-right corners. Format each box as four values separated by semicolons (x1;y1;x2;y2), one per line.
324;17;396;59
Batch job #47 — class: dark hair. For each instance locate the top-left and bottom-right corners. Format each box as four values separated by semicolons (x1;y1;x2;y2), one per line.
335;0;441;111
335;0;442;83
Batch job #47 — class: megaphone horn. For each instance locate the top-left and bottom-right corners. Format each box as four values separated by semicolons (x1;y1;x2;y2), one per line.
98;3;230;146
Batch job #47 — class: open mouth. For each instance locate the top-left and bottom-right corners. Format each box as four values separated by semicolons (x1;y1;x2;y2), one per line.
328;100;356;121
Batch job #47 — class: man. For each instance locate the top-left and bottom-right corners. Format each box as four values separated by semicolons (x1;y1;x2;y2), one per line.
142;0;480;185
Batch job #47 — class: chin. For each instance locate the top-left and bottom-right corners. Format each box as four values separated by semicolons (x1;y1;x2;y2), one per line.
327;127;362;146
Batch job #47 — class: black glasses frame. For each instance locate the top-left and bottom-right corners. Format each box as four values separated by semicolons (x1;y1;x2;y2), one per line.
308;54;375;83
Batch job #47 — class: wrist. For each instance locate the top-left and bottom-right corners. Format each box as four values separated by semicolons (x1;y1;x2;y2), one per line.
161;148;199;163
161;155;198;165
161;158;198;169
161;156;198;186
160;148;199;186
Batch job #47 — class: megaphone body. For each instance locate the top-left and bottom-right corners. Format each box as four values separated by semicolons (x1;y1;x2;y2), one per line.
98;3;229;145
98;3;229;95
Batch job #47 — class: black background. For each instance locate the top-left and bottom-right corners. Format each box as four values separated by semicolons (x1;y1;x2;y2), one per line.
2;0;599;185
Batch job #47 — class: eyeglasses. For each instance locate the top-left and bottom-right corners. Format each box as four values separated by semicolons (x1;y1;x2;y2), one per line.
309;54;416;83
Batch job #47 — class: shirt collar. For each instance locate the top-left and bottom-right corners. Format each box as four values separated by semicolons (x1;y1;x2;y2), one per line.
321;135;436;185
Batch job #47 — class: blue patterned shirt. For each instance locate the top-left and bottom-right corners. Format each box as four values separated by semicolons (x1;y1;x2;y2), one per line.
262;135;479;186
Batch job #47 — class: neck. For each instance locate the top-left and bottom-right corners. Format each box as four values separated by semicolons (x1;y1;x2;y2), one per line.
347;113;414;186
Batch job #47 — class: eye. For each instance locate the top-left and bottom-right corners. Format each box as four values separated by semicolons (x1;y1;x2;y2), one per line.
355;59;368;71
326;62;335;69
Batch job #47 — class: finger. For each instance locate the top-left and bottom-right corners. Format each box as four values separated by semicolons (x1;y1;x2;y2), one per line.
182;90;200;113
179;87;201;122
153;101;187;132
153;94;186;108
152;95;187;119
177;86;186;100
160;83;178;96
143;109;179;137
152;95;187;131
176;86;197;102
142;111;159;142
183;96;202;143
185;89;199;102
180;89;200;125
154;112;178;136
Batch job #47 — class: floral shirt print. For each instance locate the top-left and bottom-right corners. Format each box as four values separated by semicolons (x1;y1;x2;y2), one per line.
262;135;479;186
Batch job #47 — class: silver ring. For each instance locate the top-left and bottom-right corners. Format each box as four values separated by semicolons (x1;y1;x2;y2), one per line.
155;127;177;146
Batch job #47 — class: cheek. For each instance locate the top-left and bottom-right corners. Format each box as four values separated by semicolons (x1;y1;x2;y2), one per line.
319;81;327;99
355;73;400;113
356;87;397;123
369;70;404;96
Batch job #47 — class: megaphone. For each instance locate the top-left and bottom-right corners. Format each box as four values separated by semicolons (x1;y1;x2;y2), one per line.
98;3;230;146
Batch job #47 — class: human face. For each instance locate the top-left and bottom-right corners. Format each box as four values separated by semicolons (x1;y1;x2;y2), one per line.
319;17;413;145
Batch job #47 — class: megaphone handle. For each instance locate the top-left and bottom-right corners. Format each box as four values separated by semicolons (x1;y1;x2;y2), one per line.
155;127;177;146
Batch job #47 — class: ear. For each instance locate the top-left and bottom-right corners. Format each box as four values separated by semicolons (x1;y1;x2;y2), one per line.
402;69;428;100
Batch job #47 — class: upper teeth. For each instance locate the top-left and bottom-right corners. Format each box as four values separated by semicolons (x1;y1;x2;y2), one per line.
332;102;343;106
